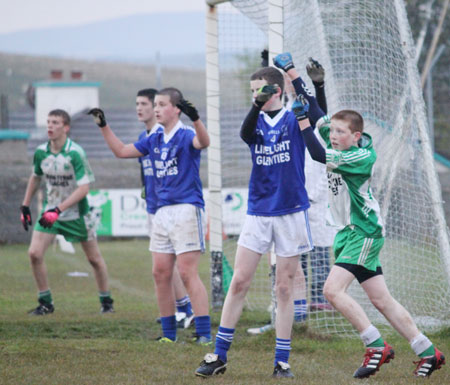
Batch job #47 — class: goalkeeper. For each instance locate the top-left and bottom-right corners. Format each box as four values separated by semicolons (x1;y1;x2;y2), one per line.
20;109;114;315
89;88;211;345
196;65;315;379
279;52;445;379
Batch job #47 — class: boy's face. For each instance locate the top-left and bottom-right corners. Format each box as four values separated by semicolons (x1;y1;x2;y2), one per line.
136;96;155;124
154;94;180;126
250;79;281;111
46;115;69;141
329;118;361;151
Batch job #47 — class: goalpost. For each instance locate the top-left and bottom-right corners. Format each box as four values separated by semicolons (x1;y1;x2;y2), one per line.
205;0;450;335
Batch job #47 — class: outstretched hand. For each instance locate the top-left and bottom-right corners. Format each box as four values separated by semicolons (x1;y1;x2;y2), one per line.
177;99;200;122
273;52;295;72
254;84;278;107
87;108;107;127
306;57;325;82
292;95;310;121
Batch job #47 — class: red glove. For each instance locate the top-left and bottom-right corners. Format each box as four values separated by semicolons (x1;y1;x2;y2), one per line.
39;207;61;228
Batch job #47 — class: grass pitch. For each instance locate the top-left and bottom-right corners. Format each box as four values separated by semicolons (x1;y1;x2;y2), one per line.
0;239;448;384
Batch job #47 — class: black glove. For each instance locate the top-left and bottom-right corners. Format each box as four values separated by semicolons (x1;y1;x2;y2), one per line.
176;99;199;122
254;84;278;107
87;108;107;127
20;205;32;231
306;57;325;83
261;49;269;67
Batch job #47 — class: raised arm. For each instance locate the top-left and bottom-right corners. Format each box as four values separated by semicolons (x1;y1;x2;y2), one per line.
292;96;326;164
88;108;144;158
240;85;278;143
306;57;327;114
273;52;325;126
176;99;210;149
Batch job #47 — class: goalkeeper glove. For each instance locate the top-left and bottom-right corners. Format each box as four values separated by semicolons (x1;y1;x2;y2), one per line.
20;205;32;231
292;95;310;121
141;186;146;200
39;207;61;228
306;57;325;83
87;108;107;127
273;52;295;72
254;84;278;107
260;49;269;67
176;99;199;122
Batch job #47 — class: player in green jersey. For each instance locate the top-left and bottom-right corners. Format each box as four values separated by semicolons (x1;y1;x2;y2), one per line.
284;60;445;379
20;109;114;315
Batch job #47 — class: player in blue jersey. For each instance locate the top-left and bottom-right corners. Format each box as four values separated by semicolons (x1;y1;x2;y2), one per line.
196;66;315;379
277;52;445;379
136;88;194;329
20;109;114;315
89;87;211;344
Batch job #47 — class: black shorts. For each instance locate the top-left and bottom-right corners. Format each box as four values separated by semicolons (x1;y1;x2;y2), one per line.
335;263;383;284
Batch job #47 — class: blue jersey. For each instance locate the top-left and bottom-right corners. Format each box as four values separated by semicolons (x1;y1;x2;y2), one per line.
134;120;205;210
244;108;310;216
138;124;161;214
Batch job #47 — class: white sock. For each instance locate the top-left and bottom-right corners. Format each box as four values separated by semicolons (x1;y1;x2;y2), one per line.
360;324;381;346
410;333;432;356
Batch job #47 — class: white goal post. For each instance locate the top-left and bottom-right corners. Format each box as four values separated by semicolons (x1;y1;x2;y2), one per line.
205;0;450;334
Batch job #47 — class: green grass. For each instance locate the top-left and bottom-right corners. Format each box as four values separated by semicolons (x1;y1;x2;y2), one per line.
0;240;448;384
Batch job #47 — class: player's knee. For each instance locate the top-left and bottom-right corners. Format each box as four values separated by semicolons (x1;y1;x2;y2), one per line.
323;281;336;303
152;266;171;284
275;282;291;302
178;268;194;287
28;248;43;264
230;274;250;296
369;295;390;313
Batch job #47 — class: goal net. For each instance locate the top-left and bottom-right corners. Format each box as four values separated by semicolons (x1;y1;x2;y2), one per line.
206;0;450;335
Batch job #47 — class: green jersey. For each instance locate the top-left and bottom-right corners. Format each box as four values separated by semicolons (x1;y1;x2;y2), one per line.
33;138;95;221
317;116;384;238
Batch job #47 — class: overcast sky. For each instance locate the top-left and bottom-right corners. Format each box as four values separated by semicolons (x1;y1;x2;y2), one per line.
0;0;209;34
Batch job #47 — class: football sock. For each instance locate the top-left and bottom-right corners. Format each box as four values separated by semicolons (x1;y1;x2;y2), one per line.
294;299;307;321
38;290;52;304
410;333;434;357
360;324;384;347
160;315;177;341
194;315;211;339
367;338;385;348
214;326;235;363
176;295;193;316
99;291;112;303
274;338;291;366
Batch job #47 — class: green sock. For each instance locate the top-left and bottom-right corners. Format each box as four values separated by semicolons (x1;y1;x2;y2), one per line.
367;337;385;348
38;290;52;304
99;291;111;303
419;344;435;358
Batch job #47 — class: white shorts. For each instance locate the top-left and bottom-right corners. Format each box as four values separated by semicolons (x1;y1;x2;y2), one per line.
238;210;313;257
150;204;206;255
147;213;155;250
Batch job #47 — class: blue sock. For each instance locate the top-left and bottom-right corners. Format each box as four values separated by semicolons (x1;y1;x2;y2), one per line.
195;315;211;339
160;315;177;341
274;338;291;366
176;295;193;316
294;299;307;322
214;326;235;363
